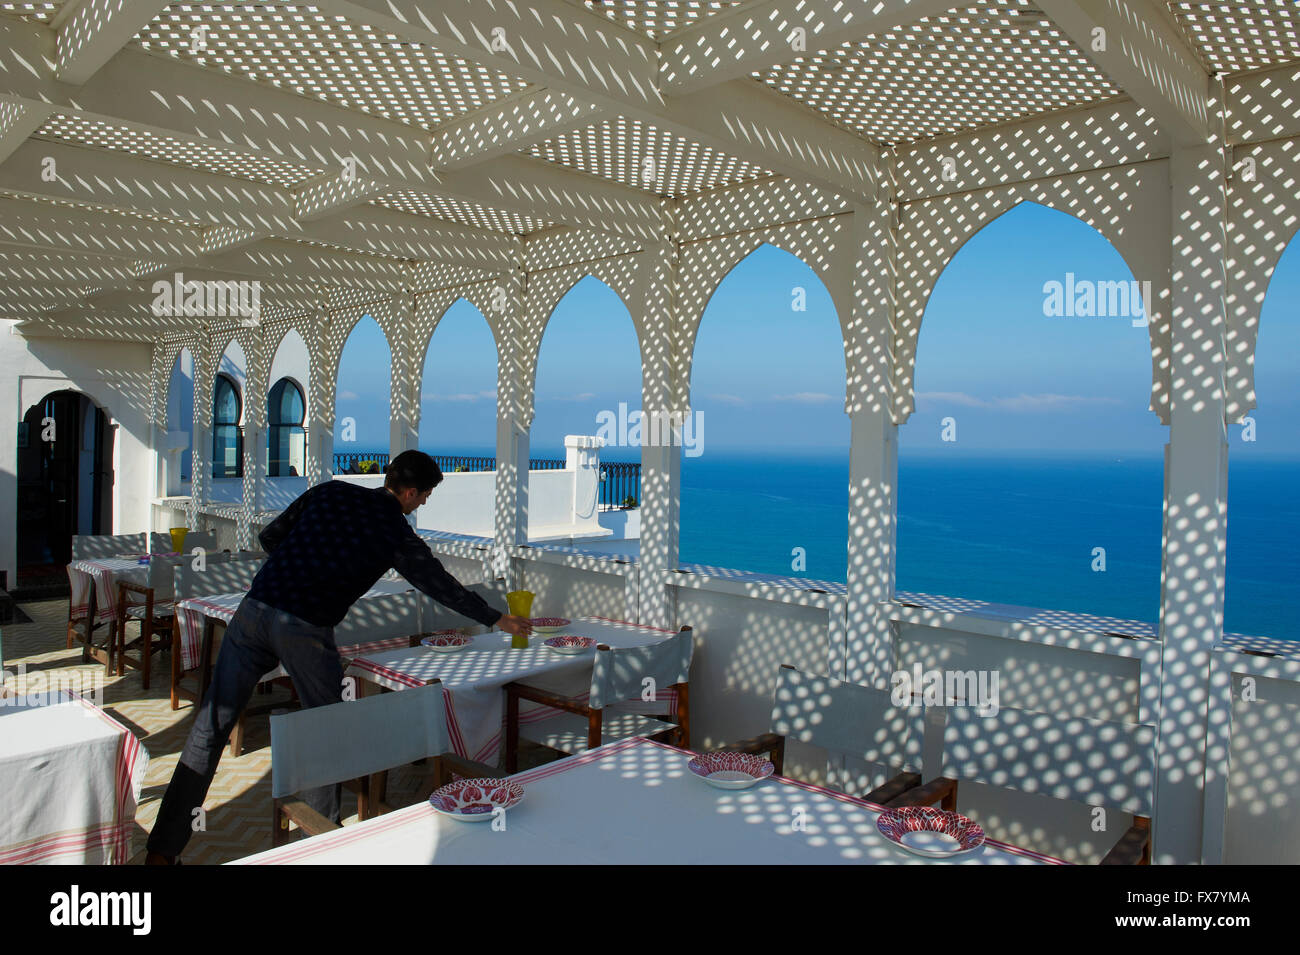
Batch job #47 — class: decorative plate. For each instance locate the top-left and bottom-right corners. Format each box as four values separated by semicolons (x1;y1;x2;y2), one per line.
876;806;985;858
429;778;525;821
530;617;572;634
419;631;473;653
542;635;596;654
686;751;776;790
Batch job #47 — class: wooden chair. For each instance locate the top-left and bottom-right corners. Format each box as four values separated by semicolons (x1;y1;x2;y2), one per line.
504;626;693;773
66;533;147;660
270;680;497;846
887;704;1157;865
724;664;927;805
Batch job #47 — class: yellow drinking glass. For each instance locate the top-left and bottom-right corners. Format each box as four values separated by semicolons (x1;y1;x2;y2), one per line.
169;527;189;553
506;590;534;648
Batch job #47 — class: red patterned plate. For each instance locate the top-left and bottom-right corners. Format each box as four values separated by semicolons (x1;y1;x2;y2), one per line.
429;778;525;821
419;631;473;653
876;806;985;858
530;617;572;634
687;751;776;790
542;635;596;654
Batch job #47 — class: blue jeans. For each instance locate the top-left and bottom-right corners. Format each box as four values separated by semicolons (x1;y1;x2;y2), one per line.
147;598;344;858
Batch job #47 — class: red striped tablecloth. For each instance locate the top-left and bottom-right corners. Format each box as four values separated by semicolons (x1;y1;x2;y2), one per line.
233;736;1067;866
67;557;152;626
346;616;681;765
0;690;149;864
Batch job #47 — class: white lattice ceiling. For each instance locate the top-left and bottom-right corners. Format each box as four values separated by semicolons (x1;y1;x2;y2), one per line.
1169;1;1300;74
579;0;747;40
134;2;530;132
33;113;324;188
0;188;197;229
0;1;58;21
759;2;1125;146
526;117;771;197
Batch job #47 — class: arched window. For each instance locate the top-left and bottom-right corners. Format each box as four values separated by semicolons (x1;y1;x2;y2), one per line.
267;378;306;477
212;373;243;478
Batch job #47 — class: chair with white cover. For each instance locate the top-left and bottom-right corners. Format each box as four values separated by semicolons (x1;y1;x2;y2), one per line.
723;664;927;805
504;626;693;772
66;533;148;656
170;553;267;710
270;680;498;845
115;552;187;688
889;704;1157;865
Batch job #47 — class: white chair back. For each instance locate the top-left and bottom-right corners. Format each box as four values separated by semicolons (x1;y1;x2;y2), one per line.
590;628;692;711
72;533;146;559
271;682;451;797
769;666;925;774
939;705;1157;817
173;553;265;598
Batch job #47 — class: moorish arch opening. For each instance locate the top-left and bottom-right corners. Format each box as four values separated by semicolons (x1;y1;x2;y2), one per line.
267;327;311;479
899;201;1166;621
1224;231;1300;641
165;347;195;488
530;275;641;548
684;243;847;579
333;313;391;474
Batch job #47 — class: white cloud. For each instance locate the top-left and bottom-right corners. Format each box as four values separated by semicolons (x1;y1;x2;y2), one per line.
707;393;747;406
337;389;359;401
916;391;1124;411
422;390;497;403
552;392;597;402
772;392;836;404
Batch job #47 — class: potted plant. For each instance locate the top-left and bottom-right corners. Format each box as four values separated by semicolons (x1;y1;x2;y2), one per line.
620;495;638;510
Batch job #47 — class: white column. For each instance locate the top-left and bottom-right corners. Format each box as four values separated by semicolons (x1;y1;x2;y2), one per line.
240;329;267;548
187;336;215;531
843;198;900;689
492;256;529;584
305;312;334;486
388;292;421;457
637;240;682;629
1152;143;1230;865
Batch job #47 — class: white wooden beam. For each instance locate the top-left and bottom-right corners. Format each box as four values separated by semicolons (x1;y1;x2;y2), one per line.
0;99;54;166
55;0;172;85
1037;0;1213;147
431;87;609;169
292;172;389;221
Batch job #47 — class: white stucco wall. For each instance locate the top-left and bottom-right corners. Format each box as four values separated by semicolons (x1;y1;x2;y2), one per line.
1;323;155;585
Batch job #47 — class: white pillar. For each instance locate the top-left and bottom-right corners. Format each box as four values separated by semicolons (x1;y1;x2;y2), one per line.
240;330;267;549
492;258;529;584
188;337;215;532
844;198;900;689
305;313;334;486
389;293;421;457
1153;143;1230;865
637;240;682;628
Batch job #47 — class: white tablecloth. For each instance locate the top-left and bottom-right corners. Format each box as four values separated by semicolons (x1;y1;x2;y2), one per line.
233;737;1063;865
0;691;149;864
174;578;415;673
345;616;679;764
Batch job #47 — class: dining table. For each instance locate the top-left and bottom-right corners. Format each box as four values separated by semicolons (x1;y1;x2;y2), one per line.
0;689;149;864
345;615;681;765
233;735;1066;865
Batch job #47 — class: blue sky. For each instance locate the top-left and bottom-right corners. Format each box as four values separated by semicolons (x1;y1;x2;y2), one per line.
333;202;1299;458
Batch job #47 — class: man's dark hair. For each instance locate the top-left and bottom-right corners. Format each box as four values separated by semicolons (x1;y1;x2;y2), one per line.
384;450;443;492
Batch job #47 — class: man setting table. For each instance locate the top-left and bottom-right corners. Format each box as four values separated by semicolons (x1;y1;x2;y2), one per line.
145;450;532;865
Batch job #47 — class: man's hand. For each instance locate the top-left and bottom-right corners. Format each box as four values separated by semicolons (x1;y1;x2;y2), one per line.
497;614;534;638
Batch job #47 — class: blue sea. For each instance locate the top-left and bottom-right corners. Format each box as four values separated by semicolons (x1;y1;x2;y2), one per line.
441;445;1299;641
670;450;1300;641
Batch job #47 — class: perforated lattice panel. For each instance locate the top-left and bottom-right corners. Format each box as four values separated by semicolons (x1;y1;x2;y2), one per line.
1169;1;1300;74
525;117;770;197
372;191;548;235
758;2;1123;145
135;2;530;131
0;2;60;21
579;0;746;40
33;113;324;188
